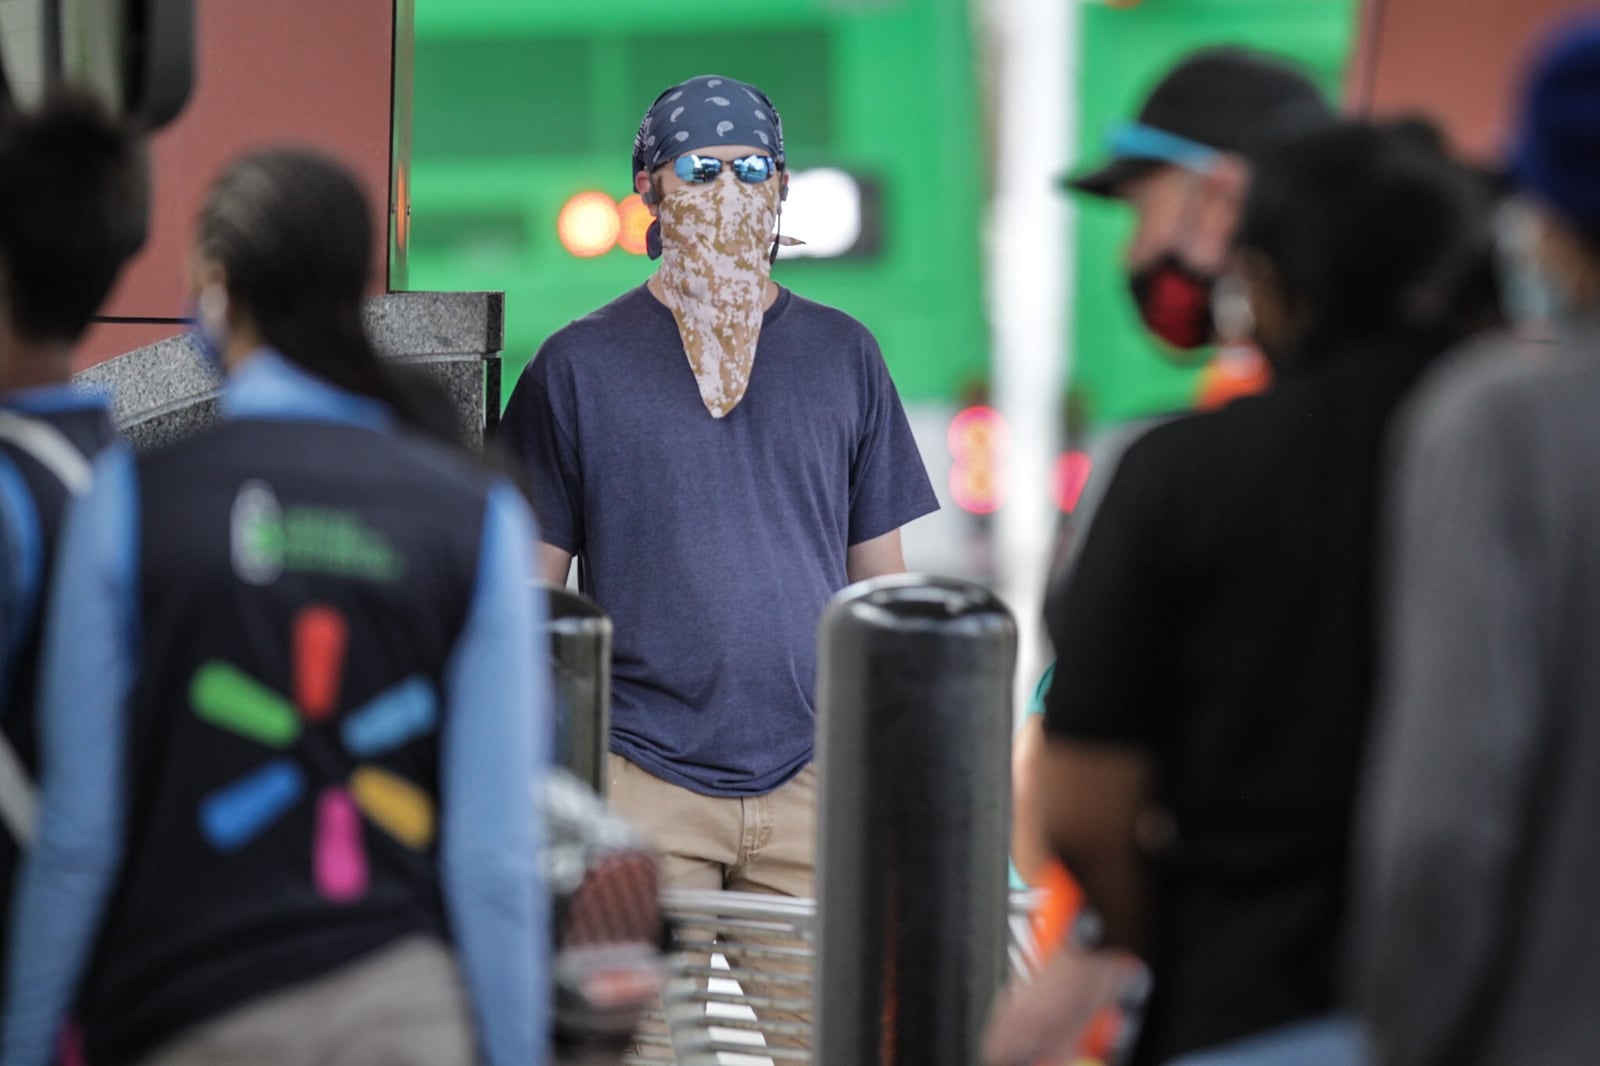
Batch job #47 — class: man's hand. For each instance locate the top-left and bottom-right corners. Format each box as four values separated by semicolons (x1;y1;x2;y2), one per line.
981;945;1141;1066
539;542;574;587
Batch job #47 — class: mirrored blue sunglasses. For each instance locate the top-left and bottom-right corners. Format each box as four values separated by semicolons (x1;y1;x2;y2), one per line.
672;153;777;185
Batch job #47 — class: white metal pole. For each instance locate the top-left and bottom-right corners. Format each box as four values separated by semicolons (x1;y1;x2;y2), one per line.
981;0;1079;715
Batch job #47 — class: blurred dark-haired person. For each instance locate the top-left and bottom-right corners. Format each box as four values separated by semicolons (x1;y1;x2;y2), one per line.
0;151;549;1066
1357;20;1600;1066
987;121;1495;1066
0;93;147;1000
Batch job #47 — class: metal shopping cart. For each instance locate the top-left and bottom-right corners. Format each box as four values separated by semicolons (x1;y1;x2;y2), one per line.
624;889;1045;1066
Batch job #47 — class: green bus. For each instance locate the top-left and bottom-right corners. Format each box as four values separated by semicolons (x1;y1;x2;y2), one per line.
407;0;1358;574
408;0;987;409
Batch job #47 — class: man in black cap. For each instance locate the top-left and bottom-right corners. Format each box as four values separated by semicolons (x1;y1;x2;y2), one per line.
1007;44;1339;857
1069;46;1333;352
1036;48;1334;566
1006;58;1339;747
992;45;1336;1066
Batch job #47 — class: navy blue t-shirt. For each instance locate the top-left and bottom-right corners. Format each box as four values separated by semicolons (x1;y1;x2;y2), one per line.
501;284;938;796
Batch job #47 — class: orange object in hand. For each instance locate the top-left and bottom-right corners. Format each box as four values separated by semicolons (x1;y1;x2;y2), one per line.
1032;862;1124;1065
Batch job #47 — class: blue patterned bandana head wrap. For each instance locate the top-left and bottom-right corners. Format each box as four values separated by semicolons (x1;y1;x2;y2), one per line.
633;74;785;180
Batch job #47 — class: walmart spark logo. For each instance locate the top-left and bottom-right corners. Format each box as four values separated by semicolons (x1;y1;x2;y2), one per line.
192;604;437;902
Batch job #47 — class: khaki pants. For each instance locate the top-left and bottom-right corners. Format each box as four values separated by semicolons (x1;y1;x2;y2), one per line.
608;754;815;1051
138;935;475;1066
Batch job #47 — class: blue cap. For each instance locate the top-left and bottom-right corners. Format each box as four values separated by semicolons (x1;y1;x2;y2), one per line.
1511;17;1600;234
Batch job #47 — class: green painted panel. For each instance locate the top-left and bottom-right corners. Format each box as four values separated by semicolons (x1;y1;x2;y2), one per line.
413;37;599;157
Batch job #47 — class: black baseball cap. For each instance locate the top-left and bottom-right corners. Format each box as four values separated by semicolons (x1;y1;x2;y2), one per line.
1066;47;1334;198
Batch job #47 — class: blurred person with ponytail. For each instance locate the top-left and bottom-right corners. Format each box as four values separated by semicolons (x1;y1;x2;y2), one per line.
0;150;550;1066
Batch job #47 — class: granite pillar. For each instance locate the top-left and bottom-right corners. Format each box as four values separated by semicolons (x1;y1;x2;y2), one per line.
75;290;504;451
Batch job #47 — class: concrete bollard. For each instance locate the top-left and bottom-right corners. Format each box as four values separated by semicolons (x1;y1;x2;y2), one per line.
813;574;1015;1065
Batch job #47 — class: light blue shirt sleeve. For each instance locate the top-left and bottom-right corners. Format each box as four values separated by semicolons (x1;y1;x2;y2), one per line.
1;446;137;1066
440;480;551;1066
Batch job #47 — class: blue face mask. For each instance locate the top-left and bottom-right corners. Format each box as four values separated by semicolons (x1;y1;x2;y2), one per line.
1494;200;1570;332
188;286;230;373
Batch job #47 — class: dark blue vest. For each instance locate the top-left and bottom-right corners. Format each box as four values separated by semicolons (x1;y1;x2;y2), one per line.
80;418;493;1064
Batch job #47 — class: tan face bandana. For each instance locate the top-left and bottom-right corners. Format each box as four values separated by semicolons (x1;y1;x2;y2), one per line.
655;174;780;419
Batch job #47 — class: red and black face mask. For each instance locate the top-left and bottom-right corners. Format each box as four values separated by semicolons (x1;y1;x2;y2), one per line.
1128;253;1216;351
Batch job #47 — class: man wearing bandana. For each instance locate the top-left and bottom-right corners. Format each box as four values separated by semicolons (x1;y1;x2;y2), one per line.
499;73;939;1028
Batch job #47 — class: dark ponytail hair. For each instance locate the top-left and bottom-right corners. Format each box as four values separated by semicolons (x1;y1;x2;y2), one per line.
1234;119;1497;363
197;150;453;438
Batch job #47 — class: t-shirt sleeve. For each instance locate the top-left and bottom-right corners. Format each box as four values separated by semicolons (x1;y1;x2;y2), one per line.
1042;436;1174;749
498;344;584;555
847;334;940;545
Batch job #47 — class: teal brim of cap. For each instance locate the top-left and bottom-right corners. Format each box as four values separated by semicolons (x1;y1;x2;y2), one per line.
1060;123;1223;197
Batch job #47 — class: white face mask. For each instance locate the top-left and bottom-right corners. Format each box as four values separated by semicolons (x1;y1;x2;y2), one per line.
654;174;780;419
1210;273;1256;347
1494;198;1572;332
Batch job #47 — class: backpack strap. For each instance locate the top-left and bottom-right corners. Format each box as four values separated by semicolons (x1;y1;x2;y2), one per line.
0;411;93;495
0;410;95;844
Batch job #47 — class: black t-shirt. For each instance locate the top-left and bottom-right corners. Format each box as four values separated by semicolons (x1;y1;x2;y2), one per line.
1043;335;1440;1064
